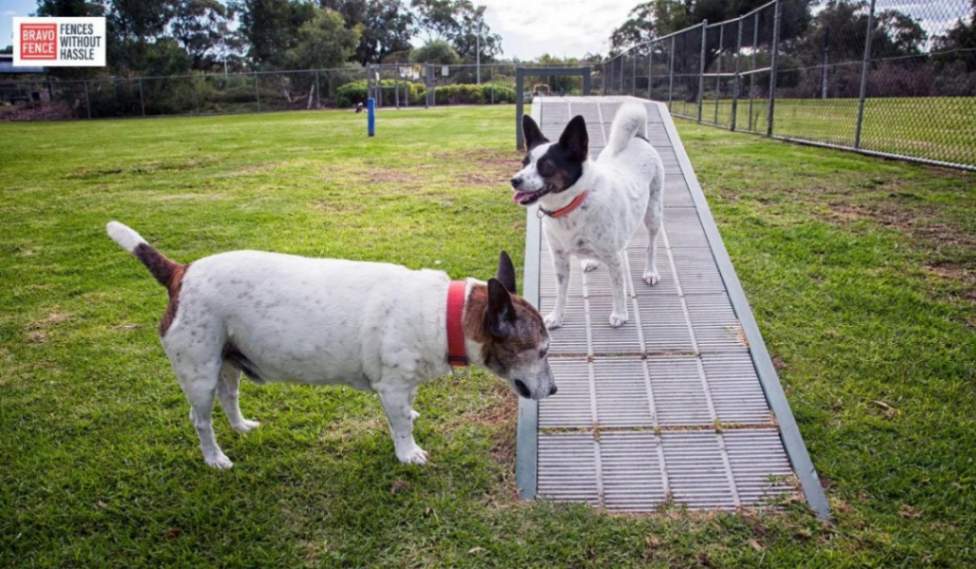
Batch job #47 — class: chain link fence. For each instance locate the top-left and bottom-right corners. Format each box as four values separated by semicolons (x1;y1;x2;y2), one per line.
1;62;595;121
600;0;976;171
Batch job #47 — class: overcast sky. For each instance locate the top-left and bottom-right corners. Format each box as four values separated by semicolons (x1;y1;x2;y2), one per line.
2;0;628;59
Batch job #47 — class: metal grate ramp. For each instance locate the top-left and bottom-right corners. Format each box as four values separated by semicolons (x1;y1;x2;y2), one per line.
515;96;829;518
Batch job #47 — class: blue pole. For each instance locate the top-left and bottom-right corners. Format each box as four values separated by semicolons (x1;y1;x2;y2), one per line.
367;97;375;137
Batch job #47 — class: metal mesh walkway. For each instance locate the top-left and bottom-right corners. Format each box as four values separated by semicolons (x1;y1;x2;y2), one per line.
515;96;829;517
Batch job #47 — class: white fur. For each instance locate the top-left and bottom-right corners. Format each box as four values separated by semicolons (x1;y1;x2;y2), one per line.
530;103;664;328
106;225;555;469
106;221;147;253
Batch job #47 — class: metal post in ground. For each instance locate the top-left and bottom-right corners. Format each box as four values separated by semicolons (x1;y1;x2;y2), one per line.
515;68;525;150
84;80;91;119
254;73;261;112
603;63;608;95
668;36;675;110
697;20;708;123
854;0;876;149
632;51;638;95
767;0;782;137
647;45;653;99
138;78;145;117
315;70;321;108
749;12;759;130
715;23;724;124
731;18;742;131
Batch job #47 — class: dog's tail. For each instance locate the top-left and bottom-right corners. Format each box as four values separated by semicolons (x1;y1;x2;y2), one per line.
605;103;647;157
106;221;184;289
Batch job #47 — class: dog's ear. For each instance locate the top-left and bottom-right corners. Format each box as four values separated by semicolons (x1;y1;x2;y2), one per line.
522;115;549;150
485;278;516;338
496;251;517;294
559;115;588;162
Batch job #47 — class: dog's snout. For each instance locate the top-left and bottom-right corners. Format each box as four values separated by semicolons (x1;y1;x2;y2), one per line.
549;384;558;396
513;379;531;398
510;177;522;189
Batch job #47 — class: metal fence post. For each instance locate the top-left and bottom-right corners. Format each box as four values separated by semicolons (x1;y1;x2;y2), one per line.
84;80;92;119
697;20;708;123
515;67;525;150
731;18;742;131
254;73;261;112
854;0;876;149
668;36;675;110
632;51;638;95
647;45;653;99
138;78;145;117
314;69;321;108
767;0;782;137
749;12;759;131
715;23;724;124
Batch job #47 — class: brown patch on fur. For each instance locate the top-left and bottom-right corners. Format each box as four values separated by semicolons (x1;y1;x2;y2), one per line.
463;284;547;376
134;243;188;336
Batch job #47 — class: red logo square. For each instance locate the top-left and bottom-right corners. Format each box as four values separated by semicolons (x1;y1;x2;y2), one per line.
20;23;58;60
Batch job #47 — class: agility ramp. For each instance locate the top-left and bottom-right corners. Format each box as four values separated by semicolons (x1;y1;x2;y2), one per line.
515;96;829;518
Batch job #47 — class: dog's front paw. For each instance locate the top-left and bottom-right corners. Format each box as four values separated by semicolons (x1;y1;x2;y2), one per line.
581;259;599;272
544;312;563;330
642;269;660;286
608;312;629;328
410;409;420;421
232;419;261;433
397;445;429;465
205;452;234;470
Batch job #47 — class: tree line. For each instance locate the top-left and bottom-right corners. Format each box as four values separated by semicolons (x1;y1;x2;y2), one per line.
12;0;503;78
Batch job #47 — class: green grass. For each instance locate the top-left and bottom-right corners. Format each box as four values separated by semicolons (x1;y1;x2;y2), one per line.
671;96;976;167
1;106;974;568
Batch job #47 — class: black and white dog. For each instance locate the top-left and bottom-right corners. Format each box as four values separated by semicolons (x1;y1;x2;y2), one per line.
511;103;665;328
107;222;555;468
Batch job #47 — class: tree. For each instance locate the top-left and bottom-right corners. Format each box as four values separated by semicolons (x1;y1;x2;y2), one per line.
236;0;316;68
410;39;459;64
411;0;501;62
934;0;976;71
171;0;242;69
324;0;416;65
609;2;658;54
287;8;361;69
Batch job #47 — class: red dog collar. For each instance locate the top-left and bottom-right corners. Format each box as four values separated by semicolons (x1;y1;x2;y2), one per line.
446;280;469;367
539;191;588;218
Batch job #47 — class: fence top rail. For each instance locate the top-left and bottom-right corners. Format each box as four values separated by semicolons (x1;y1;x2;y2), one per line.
604;20;708;63
14;61;548;87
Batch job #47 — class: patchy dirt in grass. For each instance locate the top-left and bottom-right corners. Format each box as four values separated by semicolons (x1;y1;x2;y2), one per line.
24;310;71;344
436;148;521;187
66;157;220;179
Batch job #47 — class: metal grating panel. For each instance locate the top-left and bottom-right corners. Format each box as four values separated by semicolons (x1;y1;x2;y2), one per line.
518;96;828;518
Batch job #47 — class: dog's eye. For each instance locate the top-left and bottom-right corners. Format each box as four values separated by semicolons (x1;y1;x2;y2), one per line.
522;155;530;166
537;159;554;177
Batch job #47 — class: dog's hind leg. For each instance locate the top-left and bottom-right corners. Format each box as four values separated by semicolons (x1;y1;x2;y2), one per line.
607;251;630;328
178;360;232;469
165;325;233;469
376;382;428;465
217;362;260;433
642;174;664;286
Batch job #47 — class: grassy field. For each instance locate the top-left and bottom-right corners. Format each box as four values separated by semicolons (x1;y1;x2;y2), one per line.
668;96;976;167
1;105;974;568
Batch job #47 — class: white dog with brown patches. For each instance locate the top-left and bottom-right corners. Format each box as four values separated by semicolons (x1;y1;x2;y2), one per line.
511;103;664;328
107;221;555;469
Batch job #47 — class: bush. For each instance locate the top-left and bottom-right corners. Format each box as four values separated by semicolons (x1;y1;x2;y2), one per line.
335;79;424;107
432;83;515;105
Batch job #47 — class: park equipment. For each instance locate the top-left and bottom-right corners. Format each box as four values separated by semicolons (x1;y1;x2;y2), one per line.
516;95;830;519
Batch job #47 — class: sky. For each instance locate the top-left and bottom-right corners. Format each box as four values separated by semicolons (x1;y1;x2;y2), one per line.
2;0;628;60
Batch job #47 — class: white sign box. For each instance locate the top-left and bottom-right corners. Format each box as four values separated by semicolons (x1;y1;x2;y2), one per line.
12;17;106;67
